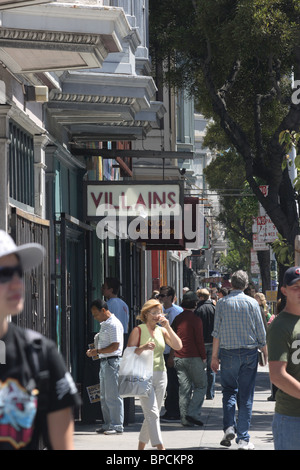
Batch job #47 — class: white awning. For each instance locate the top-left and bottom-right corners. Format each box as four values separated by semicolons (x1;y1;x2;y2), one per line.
46;71;165;141
0;0;50;9
0;2;132;72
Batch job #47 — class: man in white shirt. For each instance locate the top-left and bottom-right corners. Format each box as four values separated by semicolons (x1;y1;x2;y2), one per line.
86;299;124;435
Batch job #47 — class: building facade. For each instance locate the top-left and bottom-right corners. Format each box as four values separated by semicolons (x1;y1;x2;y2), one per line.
0;0;199;419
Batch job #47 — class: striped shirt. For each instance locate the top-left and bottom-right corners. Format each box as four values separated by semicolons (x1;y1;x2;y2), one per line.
96;314;124;358
212;290;266;349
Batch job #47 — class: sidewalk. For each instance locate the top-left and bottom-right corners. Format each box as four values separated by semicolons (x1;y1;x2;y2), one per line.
74;365;275;451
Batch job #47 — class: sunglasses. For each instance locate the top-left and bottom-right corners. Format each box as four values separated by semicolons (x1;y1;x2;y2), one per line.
0;265;23;284
158;294;169;298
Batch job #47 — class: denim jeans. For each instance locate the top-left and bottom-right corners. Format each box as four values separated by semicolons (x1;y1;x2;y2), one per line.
99;357;124;432
164;354;180;418
174;357;207;425
219;347;258;442
272;413;300;450
205;343;216;399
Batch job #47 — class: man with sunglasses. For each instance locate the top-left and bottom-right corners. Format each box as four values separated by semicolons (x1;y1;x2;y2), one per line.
0;230;80;450
158;286;182;422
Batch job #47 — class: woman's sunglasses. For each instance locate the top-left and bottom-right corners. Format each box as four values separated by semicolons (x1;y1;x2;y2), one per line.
0;265;23;284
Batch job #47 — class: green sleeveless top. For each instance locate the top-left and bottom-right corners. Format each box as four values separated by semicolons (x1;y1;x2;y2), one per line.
139;323;166;372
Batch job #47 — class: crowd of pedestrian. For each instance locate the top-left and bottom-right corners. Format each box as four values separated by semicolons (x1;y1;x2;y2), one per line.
1;228;300;450
84;271;287;451
90;270;300;451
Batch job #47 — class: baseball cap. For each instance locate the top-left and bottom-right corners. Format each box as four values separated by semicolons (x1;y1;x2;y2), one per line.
0;230;45;271
283;266;300;286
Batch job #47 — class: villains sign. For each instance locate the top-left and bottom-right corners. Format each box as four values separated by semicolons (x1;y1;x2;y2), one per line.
84;181;204;249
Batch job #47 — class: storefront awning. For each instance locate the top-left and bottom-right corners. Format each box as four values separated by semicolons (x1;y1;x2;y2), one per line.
0;2;132;73
0;0;50;9
46;71;164;141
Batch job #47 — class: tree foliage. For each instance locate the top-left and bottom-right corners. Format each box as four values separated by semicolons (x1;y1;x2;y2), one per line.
150;0;300;258
203;149;256;274
203;149;258;242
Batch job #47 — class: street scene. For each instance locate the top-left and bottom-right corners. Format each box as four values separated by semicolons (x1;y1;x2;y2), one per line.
74;365;275;452
0;0;300;452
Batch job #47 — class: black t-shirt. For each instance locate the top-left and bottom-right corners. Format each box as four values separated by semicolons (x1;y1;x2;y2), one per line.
194;300;215;343
0;323;81;450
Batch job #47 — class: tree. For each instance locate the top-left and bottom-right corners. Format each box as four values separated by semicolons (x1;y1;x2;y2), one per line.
150;0;300;285
203;148;271;291
219;241;250;275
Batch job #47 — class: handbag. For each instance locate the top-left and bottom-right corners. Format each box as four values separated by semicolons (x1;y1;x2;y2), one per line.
118;346;153;398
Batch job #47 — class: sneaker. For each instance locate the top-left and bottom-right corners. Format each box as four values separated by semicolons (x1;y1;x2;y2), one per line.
237;440;255;450
104;429;123;435
95;428;106;434
186;415;204;426
220;426;235;447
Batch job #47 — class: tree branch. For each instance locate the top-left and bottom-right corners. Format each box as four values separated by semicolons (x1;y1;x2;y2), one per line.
218;60;241;104
200;50;253;168
200;44;293;238
254;57;282;166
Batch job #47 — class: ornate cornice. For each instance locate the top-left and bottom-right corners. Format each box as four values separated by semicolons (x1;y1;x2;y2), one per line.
0;4;131;73
96;120;150;129
50;92;136;107
0;28;103;45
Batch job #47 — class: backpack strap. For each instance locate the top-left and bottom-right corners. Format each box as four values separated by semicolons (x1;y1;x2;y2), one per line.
24;329;50;411
24;329;51;449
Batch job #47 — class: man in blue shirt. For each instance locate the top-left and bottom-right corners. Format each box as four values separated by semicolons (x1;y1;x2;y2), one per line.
102;277;129;334
211;270;267;450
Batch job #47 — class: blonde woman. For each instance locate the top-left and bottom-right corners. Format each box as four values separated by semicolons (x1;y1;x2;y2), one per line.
255;292;271;322
127;299;182;450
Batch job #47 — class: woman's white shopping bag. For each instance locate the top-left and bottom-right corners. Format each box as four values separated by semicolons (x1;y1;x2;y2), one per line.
118;347;153;398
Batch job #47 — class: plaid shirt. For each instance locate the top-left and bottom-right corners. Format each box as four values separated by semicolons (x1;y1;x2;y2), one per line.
212;290;266;349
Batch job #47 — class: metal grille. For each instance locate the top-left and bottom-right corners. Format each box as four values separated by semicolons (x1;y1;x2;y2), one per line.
10;207;51;338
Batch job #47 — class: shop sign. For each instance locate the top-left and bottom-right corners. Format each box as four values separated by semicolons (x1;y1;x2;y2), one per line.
84;182;204;249
85;181;182;218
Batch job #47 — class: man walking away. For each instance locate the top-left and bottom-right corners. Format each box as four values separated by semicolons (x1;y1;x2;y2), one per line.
267;267;300;450
172;291;207;427
211;270;267;450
